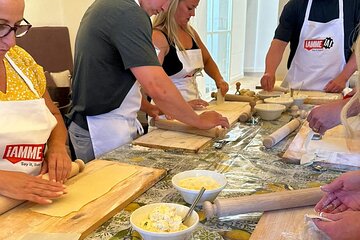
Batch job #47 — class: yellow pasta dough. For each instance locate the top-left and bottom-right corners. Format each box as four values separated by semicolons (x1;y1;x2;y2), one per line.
178;176;220;190
30;164;138;217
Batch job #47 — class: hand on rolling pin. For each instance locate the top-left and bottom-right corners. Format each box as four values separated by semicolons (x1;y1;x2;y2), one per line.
197;111;230;130
215;79;229;96
315;170;360;214
260;72;276;91
313;211;360;240
0;170;66;204
43;146;72;183
188;99;209;110
307;98;349;135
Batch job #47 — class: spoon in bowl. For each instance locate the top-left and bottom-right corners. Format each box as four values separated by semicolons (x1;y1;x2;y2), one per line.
182;187;206;224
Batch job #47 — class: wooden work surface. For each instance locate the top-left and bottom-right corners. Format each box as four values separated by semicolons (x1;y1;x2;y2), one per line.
283;120;360;164
0;160;166;240
294;90;342;105
250;206;315;239
133;101;249;152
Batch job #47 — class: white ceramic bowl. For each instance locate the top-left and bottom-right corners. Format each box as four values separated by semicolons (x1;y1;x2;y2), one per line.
254;103;286;120
264;96;294;108
172;170;227;205
257;90;284;100
130;203;199;240
292;94;308;106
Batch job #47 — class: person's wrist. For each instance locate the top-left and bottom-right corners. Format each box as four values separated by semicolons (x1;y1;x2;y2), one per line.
215;78;225;85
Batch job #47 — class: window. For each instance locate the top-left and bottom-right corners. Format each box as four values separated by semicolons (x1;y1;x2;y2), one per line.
205;0;233;94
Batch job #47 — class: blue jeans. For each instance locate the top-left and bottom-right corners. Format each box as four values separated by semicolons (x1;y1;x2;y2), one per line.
68;122;95;163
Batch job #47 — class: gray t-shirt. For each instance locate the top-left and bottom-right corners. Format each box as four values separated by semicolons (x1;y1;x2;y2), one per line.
69;0;160;126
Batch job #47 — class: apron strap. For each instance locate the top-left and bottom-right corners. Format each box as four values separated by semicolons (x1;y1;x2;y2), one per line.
135;118;144;136
5;54;40;98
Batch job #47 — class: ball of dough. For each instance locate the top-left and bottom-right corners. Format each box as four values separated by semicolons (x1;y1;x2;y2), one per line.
291;105;299;111
299;110;307;119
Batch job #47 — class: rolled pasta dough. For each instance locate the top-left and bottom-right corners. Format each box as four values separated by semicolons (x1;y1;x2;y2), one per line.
30;164;138;217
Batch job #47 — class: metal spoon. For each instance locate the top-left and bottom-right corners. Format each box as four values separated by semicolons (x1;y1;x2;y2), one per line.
182;187;206;224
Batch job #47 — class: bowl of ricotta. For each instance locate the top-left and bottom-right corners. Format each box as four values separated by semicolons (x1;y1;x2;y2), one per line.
130;203;199;240
172;170;227;205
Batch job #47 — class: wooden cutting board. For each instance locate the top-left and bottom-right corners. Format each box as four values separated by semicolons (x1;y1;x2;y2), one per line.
0;160;166;240
250;206;316;239
132;101;249;152
294;90;342;105
283;121;360;164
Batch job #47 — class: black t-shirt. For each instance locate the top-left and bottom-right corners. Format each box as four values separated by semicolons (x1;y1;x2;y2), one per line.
68;0;160;129
275;0;360;68
161;32;199;76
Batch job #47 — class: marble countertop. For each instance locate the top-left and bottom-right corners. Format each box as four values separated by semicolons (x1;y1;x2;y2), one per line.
85;113;343;240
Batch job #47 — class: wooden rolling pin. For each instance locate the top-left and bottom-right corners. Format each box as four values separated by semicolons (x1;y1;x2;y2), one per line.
263;118;301;148
256;85;289;93
152;118;226;138
0;159;85;215
211;92;256;104
203;187;323;218
238;105;252;123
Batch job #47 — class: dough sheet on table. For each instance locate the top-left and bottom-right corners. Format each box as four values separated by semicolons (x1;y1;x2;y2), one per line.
30;165;138;217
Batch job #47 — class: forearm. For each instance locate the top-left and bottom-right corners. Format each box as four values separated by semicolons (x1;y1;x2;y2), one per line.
133;66;201;127
47;112;68;151
204;57;224;85
335;53;357;85
348;98;360;117
264;39;287;75
44;91;68;152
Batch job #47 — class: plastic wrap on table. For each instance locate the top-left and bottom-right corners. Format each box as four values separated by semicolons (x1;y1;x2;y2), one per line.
86;112;342;240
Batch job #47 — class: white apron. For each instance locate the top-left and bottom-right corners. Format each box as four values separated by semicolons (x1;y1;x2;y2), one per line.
87;81;143;158
0;54;57;175
282;0;345;90
169;47;204;101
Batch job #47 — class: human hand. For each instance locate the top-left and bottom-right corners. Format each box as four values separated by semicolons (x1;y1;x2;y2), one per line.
260;73;276;91
306;99;346;135
324;78;346;93
188;99;209;110
197;111;229;129
216;80;229;96
43;146;72;183
315;171;360;213
146;104;163;119
0;170;65;204
313;211;360;240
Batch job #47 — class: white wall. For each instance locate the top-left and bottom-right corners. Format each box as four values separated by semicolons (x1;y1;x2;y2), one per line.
24;0;94;55
62;0;95;53
24;0;64;26
244;0;279;73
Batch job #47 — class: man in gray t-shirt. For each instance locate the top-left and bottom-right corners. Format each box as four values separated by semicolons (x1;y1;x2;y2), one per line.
68;0;229;162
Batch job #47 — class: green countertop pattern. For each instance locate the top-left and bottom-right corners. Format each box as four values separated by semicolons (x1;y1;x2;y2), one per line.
85;113;343;240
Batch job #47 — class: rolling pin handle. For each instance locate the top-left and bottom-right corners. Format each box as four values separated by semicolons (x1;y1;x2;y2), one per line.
211;92;216;99
74;159;86;173
67;159;86;179
203;201;216;219
235;82;241;95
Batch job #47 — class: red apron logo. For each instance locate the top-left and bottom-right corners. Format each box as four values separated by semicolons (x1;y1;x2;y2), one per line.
3;144;45;164
304;37;334;51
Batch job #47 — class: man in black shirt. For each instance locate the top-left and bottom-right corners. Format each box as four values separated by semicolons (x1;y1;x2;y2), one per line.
68;0;230;162
260;0;360;93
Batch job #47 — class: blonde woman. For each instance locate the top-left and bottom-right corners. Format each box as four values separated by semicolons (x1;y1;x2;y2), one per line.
152;0;228;108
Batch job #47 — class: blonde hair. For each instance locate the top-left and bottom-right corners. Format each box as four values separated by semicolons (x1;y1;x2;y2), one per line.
152;0;197;51
340;34;360;137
